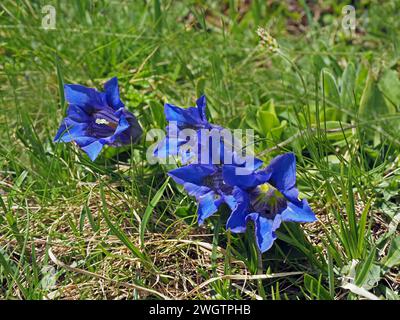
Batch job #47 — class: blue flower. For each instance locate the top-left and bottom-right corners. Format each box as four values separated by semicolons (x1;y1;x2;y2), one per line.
155;95;263;169
165;95;212;130
54;77;142;161
168;164;232;224
223;153;317;253
154;95;221;160
168;152;264;225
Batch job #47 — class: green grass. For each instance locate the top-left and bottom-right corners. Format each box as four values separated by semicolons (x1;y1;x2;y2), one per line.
0;0;399;300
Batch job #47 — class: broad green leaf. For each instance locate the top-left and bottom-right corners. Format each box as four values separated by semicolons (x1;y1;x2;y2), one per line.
341;62;356;109
257;110;279;136
355;247;376;287
359;71;396;118
378;69;400;108
317;121;353;141
270;120;287;140
322;69;340;106
245;106;260;131
383;236;400;269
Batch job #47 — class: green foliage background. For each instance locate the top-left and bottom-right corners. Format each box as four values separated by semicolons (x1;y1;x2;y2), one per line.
0;0;399;300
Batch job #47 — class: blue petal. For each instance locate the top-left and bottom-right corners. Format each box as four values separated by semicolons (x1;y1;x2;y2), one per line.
226;187;250;233
280;199;317;223
168;164;216;186
164;103;206;127
266;153;300;204
104;77;124;110
195;95;207;122
119;109;142;140
182;183;212;199
66;104;90;123
153;123;189;158
222;165;270;190
247;213;281;253
73;136;97;147
154;136;180;158
64;84;107;111
54;120;87;143
54;119;97;148
229;147;263;169
100;115;131;145
81;140;104;161
253;157;264;170
197;191;222;225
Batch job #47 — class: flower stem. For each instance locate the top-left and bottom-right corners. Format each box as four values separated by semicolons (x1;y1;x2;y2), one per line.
256;247;266;299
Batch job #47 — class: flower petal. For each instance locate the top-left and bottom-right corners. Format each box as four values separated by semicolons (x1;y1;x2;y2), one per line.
195;95;207;122
247;213;281;253
280;199;317;223
121;109;143;143
81;140;104;161
182;182;212;199
64;84;107;111
168;164;216;186
222;165;270;190
99;115;130;145
104;77;124;110
226;187;250;233
154;136;180;158
197;191;222;225
66;104;90;123
164;103;206;127
54;120;87;143
266;152;300;204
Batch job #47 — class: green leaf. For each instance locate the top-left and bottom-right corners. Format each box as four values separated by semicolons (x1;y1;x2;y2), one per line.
383;236;400;269
245;106;261;131
79;204;99;233
378;69;400;108
258;110;279;136
357;198;373;255
257;101;281;137
322;69;341;106
341;62;356;109
355;246;376;287
153;0;163;33
304;274;332;300
318;121;353;141
140;177;169;249
359;71;396;118
55;56;65;112
149;100;166;127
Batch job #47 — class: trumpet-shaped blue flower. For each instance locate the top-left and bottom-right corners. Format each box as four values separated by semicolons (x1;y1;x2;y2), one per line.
168;154;265;225
54;77;142;161
223;153;317;252
168;164;232;224
154;95;221;161
155;95;263;169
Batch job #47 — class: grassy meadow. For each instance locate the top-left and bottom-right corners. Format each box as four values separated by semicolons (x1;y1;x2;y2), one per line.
0;0;399;300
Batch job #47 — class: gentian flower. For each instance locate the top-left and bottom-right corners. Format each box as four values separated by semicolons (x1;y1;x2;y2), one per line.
162;96;265;224
168;164;232;224
54;77;142;161
223;153;317;253
155;95;262;168
154;95;221;161
168;154;265;225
